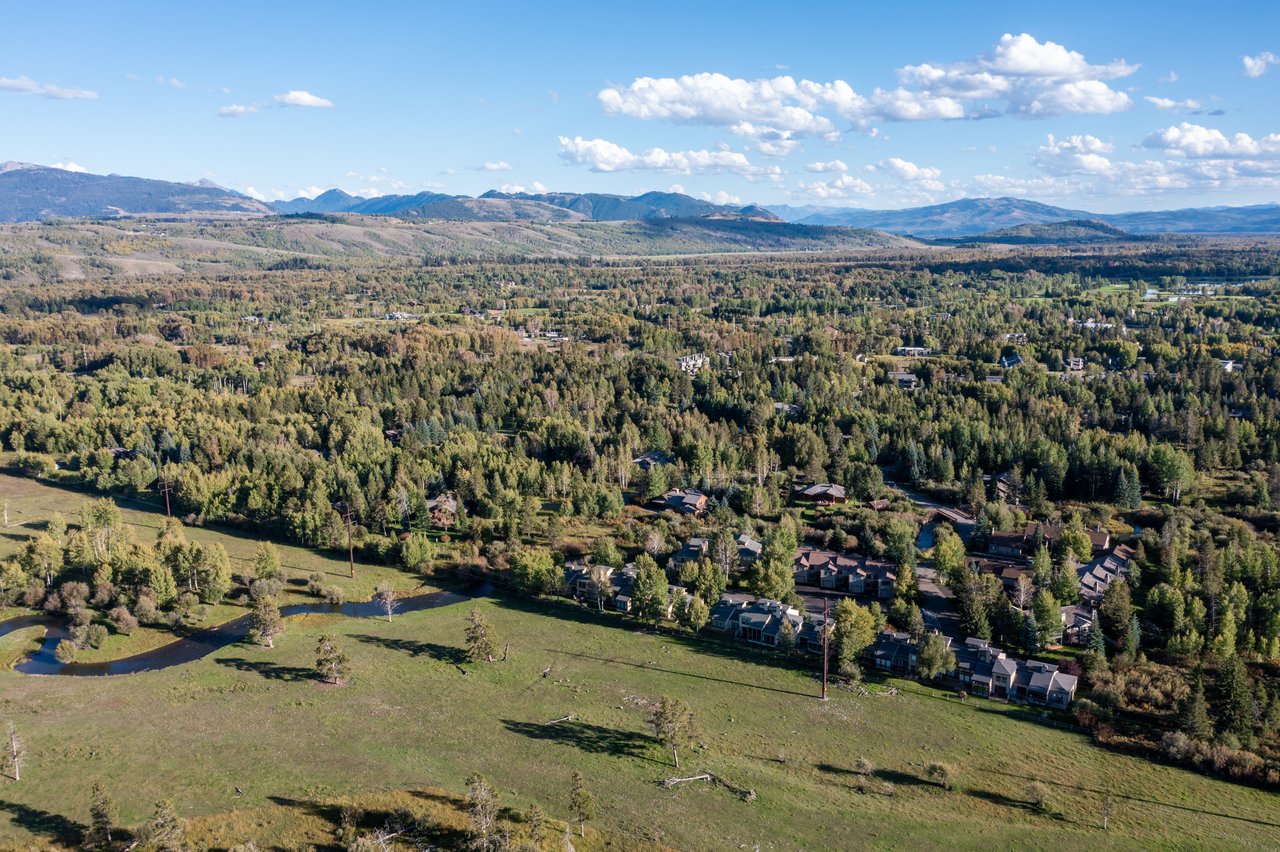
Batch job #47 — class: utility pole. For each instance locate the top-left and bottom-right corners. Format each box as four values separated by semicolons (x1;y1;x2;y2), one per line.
1102;793;1112;832
341;506;356;578
821;596;830;701
158;473;173;518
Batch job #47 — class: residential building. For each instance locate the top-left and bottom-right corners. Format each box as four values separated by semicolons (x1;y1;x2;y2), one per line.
1077;544;1134;606
632;450;672;471
677;353;708;376
793;482;848;505
999;354;1023;369
670;537;711;572
894;346;932;357
735;533;763;566
888;370;919;390
653;488;709;516
793;545;897;598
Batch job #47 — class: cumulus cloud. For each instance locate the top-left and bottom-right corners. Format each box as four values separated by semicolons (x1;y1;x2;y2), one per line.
0;75;97;100
499;181;548;193
218;104;259;117
796;173;874;199
481;161;512;171
805;159;848;173
1143;122;1280;158
274;90;334;108
874;157;945;191
1034;134;1115;174
700;190;742;205
1243;51;1278;78
558;135;775;176
48;161;88;173
1145;96;1202;111
594;33;1133;144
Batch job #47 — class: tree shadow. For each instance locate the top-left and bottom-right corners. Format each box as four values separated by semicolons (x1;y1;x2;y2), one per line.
874;768;932;788
350;633;468;667
266;795;341;824
967;787;1067;822
408;790;494;848
502;718;661;763
983;768;1280;828
0;799;85;843
215;656;315;682
547;648;814;699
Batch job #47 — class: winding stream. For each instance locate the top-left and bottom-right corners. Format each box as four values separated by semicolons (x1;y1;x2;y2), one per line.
0;583;482;677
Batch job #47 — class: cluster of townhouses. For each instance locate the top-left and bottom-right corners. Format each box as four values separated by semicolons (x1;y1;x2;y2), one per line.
792;545;898;598
867;631;1079;707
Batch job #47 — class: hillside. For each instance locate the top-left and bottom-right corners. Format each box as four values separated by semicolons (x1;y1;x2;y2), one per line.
273;187;774;222
772;197;1280;236
0;162;271;221
0;214;919;280
938;219;1150;245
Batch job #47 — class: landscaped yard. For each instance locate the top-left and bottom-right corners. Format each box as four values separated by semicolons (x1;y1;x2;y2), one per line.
2;591;1277;850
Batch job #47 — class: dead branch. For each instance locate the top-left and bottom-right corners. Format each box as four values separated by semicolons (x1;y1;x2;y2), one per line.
546;714;574;724
661;772;756;802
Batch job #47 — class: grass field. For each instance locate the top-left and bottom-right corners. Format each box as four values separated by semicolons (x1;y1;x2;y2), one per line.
0;472;430;603
3;473;1279;849
2;591;1279;849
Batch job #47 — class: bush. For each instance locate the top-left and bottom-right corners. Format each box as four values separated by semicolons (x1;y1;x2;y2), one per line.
85;623;109;649
109;606;138;634
250;578;284;601
134;596;161;625
324;585;346;606
307;572;325;597
1026;781;1050;810
854;757;875;777
55;639;78;663
925;762;953;790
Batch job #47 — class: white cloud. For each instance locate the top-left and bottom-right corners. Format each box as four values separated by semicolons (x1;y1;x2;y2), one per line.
877;157;944;189
158;76;185;89
1143;122;1280;158
796;173;873;199
668;183;686;194
1243;51;1278;78
218;104;259;117
1159;71;1179;84
274;90;334;108
1145;96;1202;111
1034;134;1115;174
48;161;88;173
594;33;1134;140
805;159;848;173
243;186;267;201
700;190;742;205
481;161;512;171
499;181;548;193
558;135;773;176
0;75;97;100
294;186;325;199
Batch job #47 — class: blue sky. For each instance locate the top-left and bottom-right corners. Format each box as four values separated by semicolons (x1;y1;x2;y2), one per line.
2;0;1278;211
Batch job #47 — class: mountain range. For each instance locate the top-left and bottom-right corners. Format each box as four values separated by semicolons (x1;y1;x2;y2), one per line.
3;161;1280;237
770;196;1280;236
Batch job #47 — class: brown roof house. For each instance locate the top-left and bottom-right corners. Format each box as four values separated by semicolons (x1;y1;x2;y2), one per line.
653;488;708;516
793;482;848;505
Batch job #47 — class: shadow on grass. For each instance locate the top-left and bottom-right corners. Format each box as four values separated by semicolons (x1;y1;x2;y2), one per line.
350;634;469;666
502;718;662;763
215;656;315;682
874;768;933;788
547;649;814;699
967;788;1068;822
492;594;819;690
408;791;497;848
0;799;84;842
984;768;1280;828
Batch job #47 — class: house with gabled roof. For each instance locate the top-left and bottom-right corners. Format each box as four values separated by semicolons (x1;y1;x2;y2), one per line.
793;482;848;505
653;488;708;516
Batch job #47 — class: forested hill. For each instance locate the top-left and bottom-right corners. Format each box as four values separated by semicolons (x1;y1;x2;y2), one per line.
0;214;920;281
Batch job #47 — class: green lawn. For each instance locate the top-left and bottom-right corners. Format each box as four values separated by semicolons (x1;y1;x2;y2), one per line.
1;594;1276;850
0;472;429;602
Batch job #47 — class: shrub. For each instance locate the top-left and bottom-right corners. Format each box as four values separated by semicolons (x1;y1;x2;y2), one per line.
1026;782;1050;810
925;762;953;790
325;585;346;606
109;606;138;634
854;757;875;777
85;623;109;649
55;639;78;663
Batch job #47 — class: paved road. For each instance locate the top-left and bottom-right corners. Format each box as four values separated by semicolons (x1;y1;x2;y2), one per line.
882;477;976;543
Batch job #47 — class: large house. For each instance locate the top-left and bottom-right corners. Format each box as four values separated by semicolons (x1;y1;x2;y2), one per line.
987;521;1110;558
793;545;897;599
736;533;763;566
894;346;932;357
632;450;672;471
888;371;919;390
670;537;711;572
565;562;687;618
1077;544;1134;606
793;482;848;505
708;596;829;653
653;488;708;516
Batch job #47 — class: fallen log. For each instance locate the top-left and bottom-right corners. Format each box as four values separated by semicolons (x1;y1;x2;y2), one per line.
661;772;756;802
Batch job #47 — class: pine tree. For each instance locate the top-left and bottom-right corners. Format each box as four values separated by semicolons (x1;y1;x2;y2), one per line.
142;799;185;852
465;609;499;663
314;634;352;685
1179;676;1213;740
647;696;697;769
84;781;116;850
569;771;595;838
465;773;499;852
